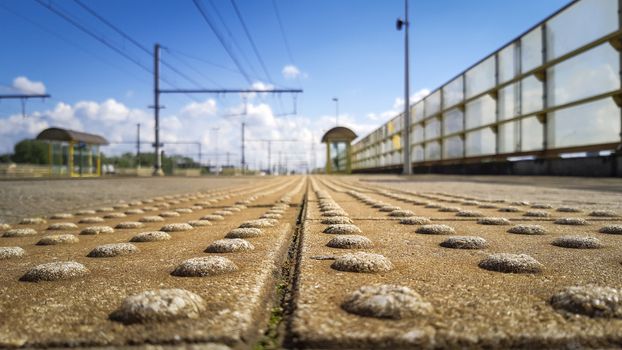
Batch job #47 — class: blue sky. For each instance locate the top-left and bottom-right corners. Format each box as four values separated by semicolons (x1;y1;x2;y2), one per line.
0;0;570;170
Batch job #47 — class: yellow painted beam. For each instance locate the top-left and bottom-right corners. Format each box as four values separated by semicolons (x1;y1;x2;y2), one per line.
325;143;331;174
68;141;74;177
96;147;101;177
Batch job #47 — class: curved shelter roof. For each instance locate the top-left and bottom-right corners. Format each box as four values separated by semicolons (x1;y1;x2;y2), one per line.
36;127;109;145
321;126;357;143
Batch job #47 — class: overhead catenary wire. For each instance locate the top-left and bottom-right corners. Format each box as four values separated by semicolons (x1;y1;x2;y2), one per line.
271;0;302;113
229;0;273;84
0;2;151;87
35;0;152;74
75;0;297;110
165;48;240;75
192;0;254;85
73;0;150;55
161;47;224;88
206;0;262;81
7;1;307;171
72;0;215;91
36;0;203;103
272;0;296;65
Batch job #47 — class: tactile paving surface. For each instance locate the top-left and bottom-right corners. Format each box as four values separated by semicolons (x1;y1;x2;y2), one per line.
290;176;622;349
1;175;621;349
0;177;305;348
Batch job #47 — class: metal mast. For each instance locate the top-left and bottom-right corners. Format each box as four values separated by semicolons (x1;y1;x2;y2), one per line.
397;0;412;175
152;43;164;176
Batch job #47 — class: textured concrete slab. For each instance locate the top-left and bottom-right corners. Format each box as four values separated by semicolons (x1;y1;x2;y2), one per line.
0;177;305;348
2;174;622;349
290;176;622;349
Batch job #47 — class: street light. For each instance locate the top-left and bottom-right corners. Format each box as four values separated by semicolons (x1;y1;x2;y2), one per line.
332;97;339;126
397;0;412;175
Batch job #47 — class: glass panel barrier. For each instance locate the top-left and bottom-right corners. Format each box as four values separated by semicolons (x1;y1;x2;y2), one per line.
465;128;496;156
548;42;620;107
521;26;542;73
465;94;496;129
425;90;441;117
442;76;464;108
498;43;517;84
413;124;424;144
443;136;464;159
424;117;441;140
413;145;424;162
499;121;519;153
546;0;618;60
521;75;543;115
425;141;441;160
498;84;516;120
549;97;621;148
330;142;348;172
466;56;496;98
443;108;464;135
521;116;544;151
349;0;622;170
413;101;425;122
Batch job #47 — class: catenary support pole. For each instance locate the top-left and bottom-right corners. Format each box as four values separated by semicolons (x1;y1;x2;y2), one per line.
153;43;164;176
152;42;302;176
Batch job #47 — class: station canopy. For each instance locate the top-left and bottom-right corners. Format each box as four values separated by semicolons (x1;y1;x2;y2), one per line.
321;126;357;143
36;127;109;145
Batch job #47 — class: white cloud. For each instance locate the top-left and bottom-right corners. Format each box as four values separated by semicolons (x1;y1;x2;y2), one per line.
0;88;438;172
12;76;46;95
99;99;130;122
367;88;430;121
0;96;323;173
241;81;275;101
0;114;49;153
180;99;217;118
251;81;273;91
412;88;431;103
281;65;307;79
0;98;153;151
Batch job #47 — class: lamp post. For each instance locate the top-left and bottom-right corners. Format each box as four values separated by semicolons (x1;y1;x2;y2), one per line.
397;0;412;175
332;97;339;126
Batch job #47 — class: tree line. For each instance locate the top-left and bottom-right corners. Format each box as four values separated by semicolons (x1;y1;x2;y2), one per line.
0;139;199;173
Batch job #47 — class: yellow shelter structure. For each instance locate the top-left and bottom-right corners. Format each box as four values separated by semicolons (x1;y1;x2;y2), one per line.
36;127;109;177
321;126;357;174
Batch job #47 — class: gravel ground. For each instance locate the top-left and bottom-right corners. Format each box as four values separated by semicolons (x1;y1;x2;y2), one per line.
0;177;253;224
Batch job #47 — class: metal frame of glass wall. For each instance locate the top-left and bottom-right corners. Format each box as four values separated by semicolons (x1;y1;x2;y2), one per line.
47;141;102;177
352;0;622;171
